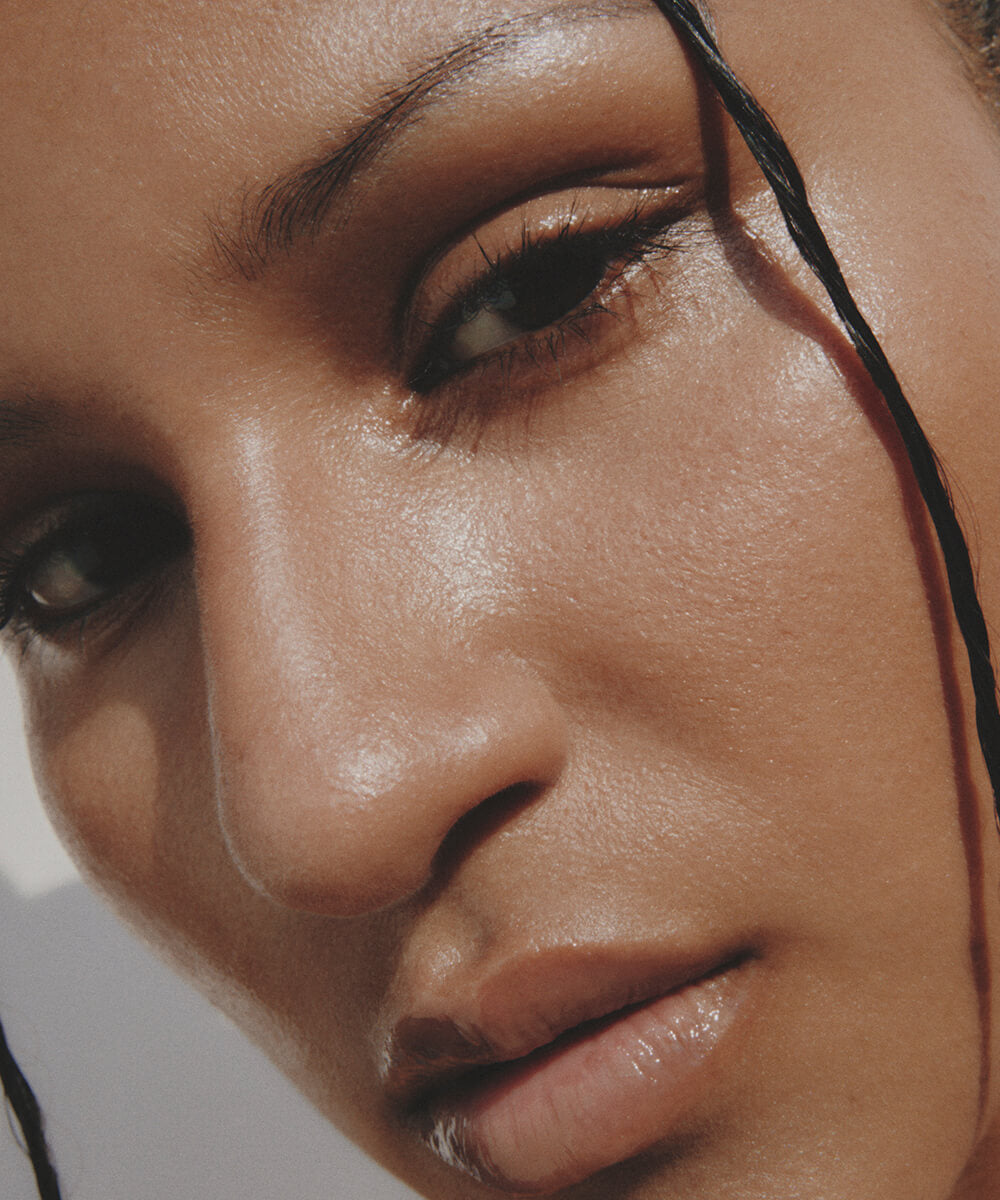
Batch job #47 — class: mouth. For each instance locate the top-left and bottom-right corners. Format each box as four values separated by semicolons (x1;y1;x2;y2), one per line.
382;946;756;1193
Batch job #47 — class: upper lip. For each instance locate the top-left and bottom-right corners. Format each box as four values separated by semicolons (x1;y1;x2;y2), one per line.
378;940;751;1108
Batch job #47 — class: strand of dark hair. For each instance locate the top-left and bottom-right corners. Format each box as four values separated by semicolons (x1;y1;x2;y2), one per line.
0;1016;62;1198
651;0;1000;821
940;0;1000;104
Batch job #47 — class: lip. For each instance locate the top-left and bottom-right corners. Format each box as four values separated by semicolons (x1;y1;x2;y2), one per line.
381;944;755;1193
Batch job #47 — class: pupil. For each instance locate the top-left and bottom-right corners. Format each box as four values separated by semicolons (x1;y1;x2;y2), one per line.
497;242;606;332
70;516;148;589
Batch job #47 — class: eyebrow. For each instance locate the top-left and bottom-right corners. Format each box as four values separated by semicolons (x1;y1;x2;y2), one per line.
0;395;54;450
208;0;656;281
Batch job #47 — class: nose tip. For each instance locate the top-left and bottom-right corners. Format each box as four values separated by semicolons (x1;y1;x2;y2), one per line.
213;663;568;917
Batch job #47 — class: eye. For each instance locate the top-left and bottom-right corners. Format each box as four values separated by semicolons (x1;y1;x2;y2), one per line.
412;236;615;390
0;494;191;645
401;186;694;438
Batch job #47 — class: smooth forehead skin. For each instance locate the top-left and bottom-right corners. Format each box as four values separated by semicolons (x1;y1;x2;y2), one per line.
5;0;1000;1197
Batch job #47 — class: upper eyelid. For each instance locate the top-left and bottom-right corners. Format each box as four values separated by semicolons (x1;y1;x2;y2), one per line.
393;171;698;310
0;491;148;551
0;495;94;561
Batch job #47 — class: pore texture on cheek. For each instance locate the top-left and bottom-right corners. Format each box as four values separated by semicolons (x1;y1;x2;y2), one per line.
501;323;909;739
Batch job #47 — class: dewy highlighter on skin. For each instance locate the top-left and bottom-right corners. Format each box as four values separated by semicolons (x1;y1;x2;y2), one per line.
6;0;1000;1197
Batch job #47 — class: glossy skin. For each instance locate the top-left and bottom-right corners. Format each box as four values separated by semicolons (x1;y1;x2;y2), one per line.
3;0;1000;1195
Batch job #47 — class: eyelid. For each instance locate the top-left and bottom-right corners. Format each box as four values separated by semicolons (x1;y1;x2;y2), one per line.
399;184;692;372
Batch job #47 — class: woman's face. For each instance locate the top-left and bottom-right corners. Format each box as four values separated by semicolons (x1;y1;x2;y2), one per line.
4;0;1000;1195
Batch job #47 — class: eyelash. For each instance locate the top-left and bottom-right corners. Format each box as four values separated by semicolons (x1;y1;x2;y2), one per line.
0;495;191;653
401;198;690;444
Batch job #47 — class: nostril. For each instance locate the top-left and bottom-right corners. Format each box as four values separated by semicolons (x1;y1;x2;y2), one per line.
427;782;542;896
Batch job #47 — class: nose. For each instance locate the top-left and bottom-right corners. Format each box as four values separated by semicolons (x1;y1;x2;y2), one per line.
211;656;567;916
197;514;567;919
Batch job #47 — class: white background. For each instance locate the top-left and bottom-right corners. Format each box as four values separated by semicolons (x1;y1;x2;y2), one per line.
0;661;419;1200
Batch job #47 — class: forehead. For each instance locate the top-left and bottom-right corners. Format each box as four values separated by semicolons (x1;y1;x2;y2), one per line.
0;0;922;224
0;0;647;208
0;0;441;291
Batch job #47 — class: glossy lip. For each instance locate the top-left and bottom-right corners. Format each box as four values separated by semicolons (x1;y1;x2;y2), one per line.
380;943;756;1192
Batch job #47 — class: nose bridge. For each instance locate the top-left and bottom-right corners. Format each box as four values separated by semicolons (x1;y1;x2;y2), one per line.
192;430;568;917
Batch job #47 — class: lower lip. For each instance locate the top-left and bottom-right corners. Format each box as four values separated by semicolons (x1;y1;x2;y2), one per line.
416;966;751;1193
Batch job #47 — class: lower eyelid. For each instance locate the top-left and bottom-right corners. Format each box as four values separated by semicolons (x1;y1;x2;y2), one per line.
400;265;665;445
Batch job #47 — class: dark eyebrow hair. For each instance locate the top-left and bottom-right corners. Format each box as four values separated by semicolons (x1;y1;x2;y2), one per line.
0;396;52;449
208;0;657;281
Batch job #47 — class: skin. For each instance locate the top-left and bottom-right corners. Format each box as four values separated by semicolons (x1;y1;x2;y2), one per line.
3;0;1000;1195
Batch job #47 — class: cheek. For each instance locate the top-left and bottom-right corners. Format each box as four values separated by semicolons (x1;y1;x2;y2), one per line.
509;311;928;752
20;615;226;956
494;294;982;942
16;618;396;1147
496;309;993;1173
33;695;164;896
